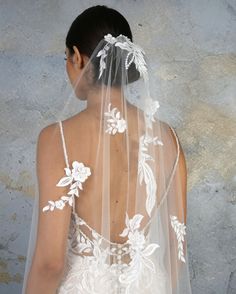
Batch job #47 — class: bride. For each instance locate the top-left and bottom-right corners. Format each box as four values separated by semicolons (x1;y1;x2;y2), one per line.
22;5;192;294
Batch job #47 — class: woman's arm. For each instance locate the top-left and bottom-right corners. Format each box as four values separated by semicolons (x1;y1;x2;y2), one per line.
25;124;71;294
177;140;187;225
169;132;188;290
25;263;64;294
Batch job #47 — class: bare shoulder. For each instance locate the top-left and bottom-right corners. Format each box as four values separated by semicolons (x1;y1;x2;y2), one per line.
154;120;179;153
36;122;64;171
164;122;187;173
154;120;187;175
58;111;93;136
37;122;61;153
161;121;187;181
38;121;58;140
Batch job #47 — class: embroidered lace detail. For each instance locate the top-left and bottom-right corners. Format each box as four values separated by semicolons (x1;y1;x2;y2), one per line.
138;134;163;216
57;211;166;294
97;33;148;81
118;213;160;292
42;161;91;212
104;103;127;135
144;98;160;129
170;215;186;263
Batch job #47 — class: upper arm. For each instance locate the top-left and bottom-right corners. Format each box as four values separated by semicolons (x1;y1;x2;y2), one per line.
32;123;71;271
156;121;187;223
165;125;188;285
168;125;187;224
170;131;189;291
177;139;187;224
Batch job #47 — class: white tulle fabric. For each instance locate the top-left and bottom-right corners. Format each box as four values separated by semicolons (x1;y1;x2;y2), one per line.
54;119;186;294
22;33;192;294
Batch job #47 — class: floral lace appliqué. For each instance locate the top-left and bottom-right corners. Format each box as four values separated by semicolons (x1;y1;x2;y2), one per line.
144;98;160;129
138;134;163;216
104;103;127;135
97;33;148;81
118;213;160;292
42;161;91;212
170;215;186;263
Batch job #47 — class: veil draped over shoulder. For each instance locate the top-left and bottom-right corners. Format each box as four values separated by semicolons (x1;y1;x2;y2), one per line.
22;33;192;293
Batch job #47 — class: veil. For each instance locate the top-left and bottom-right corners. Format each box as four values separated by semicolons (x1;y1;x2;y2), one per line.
22;33;192;293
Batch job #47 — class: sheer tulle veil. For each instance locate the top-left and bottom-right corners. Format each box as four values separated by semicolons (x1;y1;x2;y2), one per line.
22;31;192;293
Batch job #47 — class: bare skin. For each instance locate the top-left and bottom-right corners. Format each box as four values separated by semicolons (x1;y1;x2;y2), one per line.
25;45;187;293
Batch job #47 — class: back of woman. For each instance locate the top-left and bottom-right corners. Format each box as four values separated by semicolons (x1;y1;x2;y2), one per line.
22;5;192;294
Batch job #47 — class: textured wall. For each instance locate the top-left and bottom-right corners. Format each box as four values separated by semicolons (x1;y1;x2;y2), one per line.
0;0;235;293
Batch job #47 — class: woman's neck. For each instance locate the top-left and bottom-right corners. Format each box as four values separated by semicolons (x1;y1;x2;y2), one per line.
86;86;127;111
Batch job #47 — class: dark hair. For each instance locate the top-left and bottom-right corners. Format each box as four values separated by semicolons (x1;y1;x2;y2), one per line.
65;5;140;86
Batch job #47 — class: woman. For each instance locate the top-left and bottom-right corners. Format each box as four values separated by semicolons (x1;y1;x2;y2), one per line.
22;5;192;294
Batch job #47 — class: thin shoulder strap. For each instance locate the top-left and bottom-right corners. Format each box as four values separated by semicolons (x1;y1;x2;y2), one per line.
170;126;180;165
158;126;180;205
143;125;182;231
58;121;76;213
58;120;69;168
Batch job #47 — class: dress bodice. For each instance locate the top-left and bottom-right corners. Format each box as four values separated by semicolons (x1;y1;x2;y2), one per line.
56;210;167;294
68;210;132;264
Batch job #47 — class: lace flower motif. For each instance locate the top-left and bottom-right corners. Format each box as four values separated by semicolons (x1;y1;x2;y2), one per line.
170;215;186;263
104;103;127;135
42;161;91;212
119;213;160;291
97;33;148;81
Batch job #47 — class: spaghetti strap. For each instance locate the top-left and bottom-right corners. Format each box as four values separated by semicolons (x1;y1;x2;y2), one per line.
58;120;76;213
169;125;180;163
162;126;180;196
143;125;182;231
58;120;69;169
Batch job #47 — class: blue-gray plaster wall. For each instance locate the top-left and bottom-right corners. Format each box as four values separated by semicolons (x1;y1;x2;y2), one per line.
0;1;235;293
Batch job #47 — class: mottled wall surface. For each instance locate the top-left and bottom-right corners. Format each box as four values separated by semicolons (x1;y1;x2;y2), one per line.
0;0;235;293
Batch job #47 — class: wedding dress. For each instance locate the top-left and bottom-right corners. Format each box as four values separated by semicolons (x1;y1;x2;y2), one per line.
22;34;192;294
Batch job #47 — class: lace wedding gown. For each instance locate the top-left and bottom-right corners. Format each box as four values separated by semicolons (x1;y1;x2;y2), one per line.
52;120;181;294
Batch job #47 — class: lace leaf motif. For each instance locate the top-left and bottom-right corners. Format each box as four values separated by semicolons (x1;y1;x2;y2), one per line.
119;212;160;291
170;215;186;263
42;161;91;212
96;33;148;81
138;134;163;216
